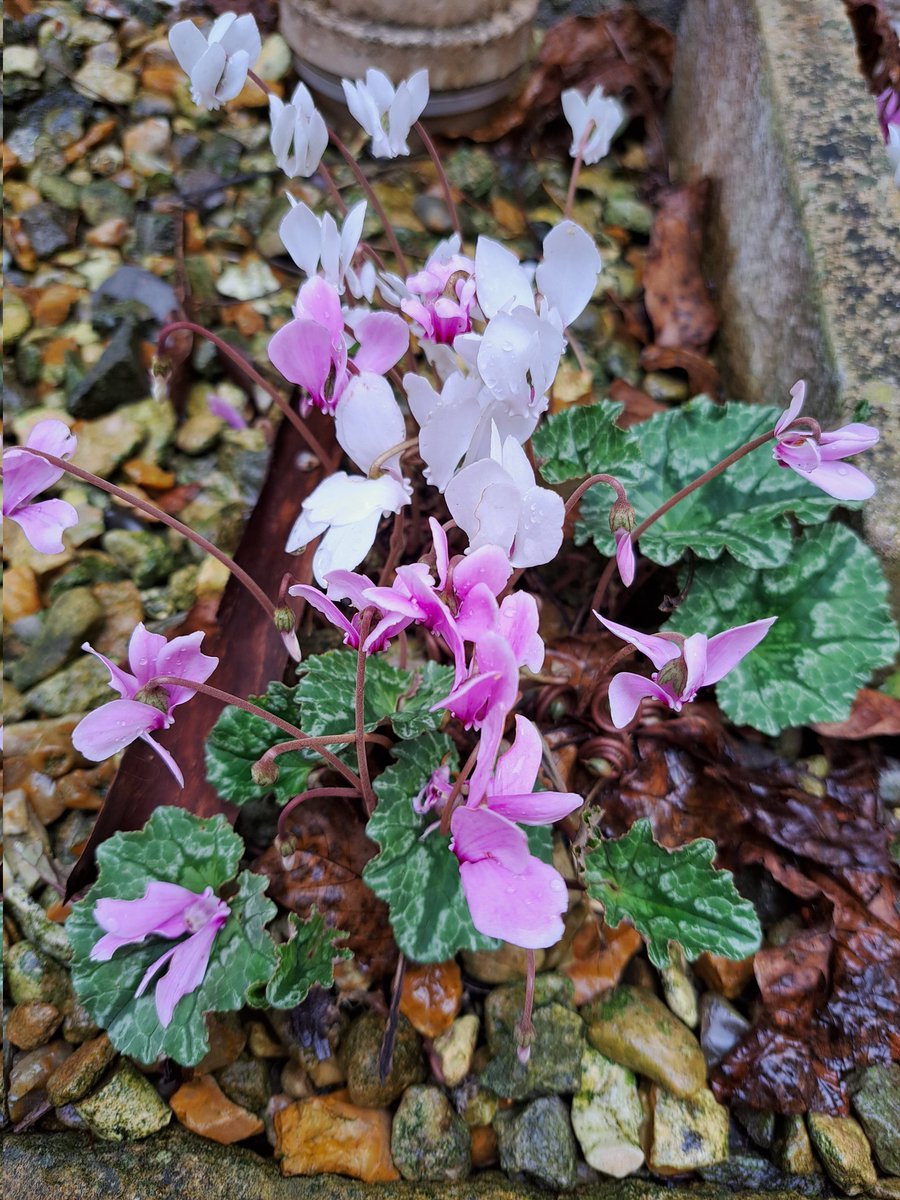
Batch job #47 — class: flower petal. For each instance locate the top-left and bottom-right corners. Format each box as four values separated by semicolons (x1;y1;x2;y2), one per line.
451;805;529;870
72;699;167;762
490;713;541;797
152;916;226;1027
9;498;78;555
458;855;568;949
535;220;602;328
703;617;777;686
594;613;681;671
607;672;674;728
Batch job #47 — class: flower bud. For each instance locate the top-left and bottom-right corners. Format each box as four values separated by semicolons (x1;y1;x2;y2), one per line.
273;606;295;634
251;757;280;787
277;834;297;858
149;355;172;404
608;495;636;535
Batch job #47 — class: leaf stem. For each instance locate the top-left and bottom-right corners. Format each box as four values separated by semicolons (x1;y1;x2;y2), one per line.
413;120;461;238
563;131;588;221
439;742;479;836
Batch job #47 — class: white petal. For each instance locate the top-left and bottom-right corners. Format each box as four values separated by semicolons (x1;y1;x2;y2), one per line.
536;220;602;327
169;20;208;75
512;486;565;567
279;202;322;276
335;373;406;473
474;237;534;319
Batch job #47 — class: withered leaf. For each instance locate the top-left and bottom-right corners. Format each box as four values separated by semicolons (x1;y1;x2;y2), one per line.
643;181;718;352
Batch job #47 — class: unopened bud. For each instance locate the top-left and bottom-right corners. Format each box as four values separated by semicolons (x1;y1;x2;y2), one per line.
273;606;295;634
277;834;297;858
608;495;636;535
251;757;280;787
149;355;172;404
134;684;170;713
656;656;688;695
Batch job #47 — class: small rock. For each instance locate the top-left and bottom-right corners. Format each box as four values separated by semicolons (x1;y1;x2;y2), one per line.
217;257;280;301
62;1000;101;1045
22;655;111;717
391;1085;471;1181
47;1033;117;1106
734;1102;776;1150
660;946;699;1029
247;1019;284;1059
75;1061;171;1141
559;917;642;1006
11;587;104;690
807;1112;878;1196
176;413;224;455
871;1181;900;1200
101;530;175;588
699;1155;827;1196
73;63;136;105
195;1013;247;1073
6;941;73;1009
773;1115;822;1176
6;46;43;77
585;985;707;1098
454;1081;499;1127
86;217;129;247
7;1002;63;1051
433;1014;479;1087
279;1061;312;1100
340;1012;425;1108
695;951;755;999
3;565;42;625
481;974;584;1101
34;284;83;327
399;959;463;1038
4;294;33;344
495;1096;578;1191
217;1055;270;1114
8;1040;73;1123
20;203;76;258
851;1062;900;1174
71;407;146;475
255;33;291;82
80;180;135;226
123;117;171;175
605;188;653;233
3;886;73;963
643;371;691;403
699;991;750;1067
170;1075;264;1145
275;1095;399;1181
648;1084;730;1174
122;458;176;490
67;321;147;419
571;1046;644;1178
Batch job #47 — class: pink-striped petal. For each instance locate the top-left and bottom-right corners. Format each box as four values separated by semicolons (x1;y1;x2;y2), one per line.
151;914;227;1027
450;805;529;870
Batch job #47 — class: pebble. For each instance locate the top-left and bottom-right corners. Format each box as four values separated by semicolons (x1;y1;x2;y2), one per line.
6;1002;63;1051
470;1124;499;1169
62;999;101;1045
123;118;171;176
71;408;145;475
33;284;83;327
495;1096;578;1191
6;46;43;78
773;1114;822;1176
170;1075;264;1145
11;586;104;691
247;1019;284;1059
194;1013;247;1073
432;1014;479;1087
122;458;176;490
391;1085;471;1181
275;1095;400;1181
86;217;129;247
807;1113;878;1196
585;985;707;1099
648;1084;730;1173
73;63;136;105
75;1061;171;1142
279;1061;312;1101
6;940;73;1009
217;258;280;301
851;1062;900;1174
3;565;42;624
4;293;33;344
570;1046;644;1178
46;1032;117;1106
339;1012;425;1108
217;1055;271;1114
695;951;755;999
699;991;750;1067
3;885;73;963
255;34;291;82
399;959;463;1038
8;1040;73;1124
660;947;700;1029
101;529;175;588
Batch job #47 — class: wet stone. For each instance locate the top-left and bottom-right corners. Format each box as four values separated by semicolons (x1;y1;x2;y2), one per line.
340;1012;425;1108
495;1095;578;1191
8;1040;73;1124
10;587;104;691
461;942;546;984
660;947;700;1029
3;885;73;963
4;293;32;344
75;1061;171;1141
480;973;583;1101
851;1062;900;1174
391;1084;471;1182
195;1012;247;1074
23;654;111;717
101;530;176;588
46;1032;117;1106
216;1055;270;1114
585;985;707;1098
73;62;136;105
570;1045;644;1178
433;1014;479;1087
699;1155;827;1196
67;320;147;419
62;1000;101;1045
700;990;750;1067
6;1002;63;1051
734;1101;776;1150
648;1084;730;1174
20;203;76;258
807;1113;878;1196
399;959;463;1038
773;1113;821;1176
170;1074;264;1145
275;1095;399;1181
6;941;73;1010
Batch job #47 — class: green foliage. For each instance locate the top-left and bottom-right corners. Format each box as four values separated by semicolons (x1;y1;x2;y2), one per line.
68;808;277;1067
583;819;761;968
265;909;351;1010
205;682;315;806
363;733;501;962
670;523;900;735
531;400;639;484
578;397;843;569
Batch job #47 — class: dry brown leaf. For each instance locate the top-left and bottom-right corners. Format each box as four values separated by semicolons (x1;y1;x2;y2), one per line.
643;181;718;352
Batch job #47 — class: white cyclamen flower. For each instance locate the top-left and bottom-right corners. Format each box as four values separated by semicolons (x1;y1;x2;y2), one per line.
888;125;900;188
286;374;411;584
279;198;372;298
342;68;429;159
445;426;565;569
169;13;261;110
268;83;329;179
561;84;626;165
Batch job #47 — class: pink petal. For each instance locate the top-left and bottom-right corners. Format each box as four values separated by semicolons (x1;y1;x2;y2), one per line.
594;613;681;671
9;498;78;555
291;584;359;646
126;622;171;686
450;805;530;870
268;319;337;397
153;630;218;708
429;517;450;589
607;672;675;728
363;612;411;654
452;544;511;600
26;417;77;460
456;582;500;644
498;593;544;673
680;633;709;701
82;641;138;699
92;882;199;956
2;450;63;514
458;856;568;949
351;312;409;374
703;617;777;686
466;703;507;808
294;276;344;338
72;699;167;762
140;734;185;788
489;788;582;824
818;422;879;457
775;379;806;436
614;529;635;587
805;459;876;500
152;915;226;1027
490;714;541;798
323;569;377;609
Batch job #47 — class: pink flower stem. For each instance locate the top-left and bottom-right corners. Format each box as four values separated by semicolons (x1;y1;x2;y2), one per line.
355;609;377;815
328;128;410;276
564;473;628;516
378;508;407;586
157;321;337;470
439;742;479;837
277;785;360;843
247;68;272;95
563;130;589;221
590;428;776;611
515;949;537;1063
413;120;461;238
20;447;277;622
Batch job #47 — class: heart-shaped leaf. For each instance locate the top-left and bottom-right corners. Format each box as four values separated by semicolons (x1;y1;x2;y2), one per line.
68;807;277;1067
532;400;639;484
265;909;351;1010
669;523;899;735
578;397;844;569
583;818;762;968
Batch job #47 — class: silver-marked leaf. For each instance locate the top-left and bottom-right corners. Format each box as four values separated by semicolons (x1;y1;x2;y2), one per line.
265;909;351;1010
363;733;501;962
583;819;761;968
531;400;639;484
578;397;844;569
68;808;277;1067
391;660;454;739
296;649;410;739
669;523;899;735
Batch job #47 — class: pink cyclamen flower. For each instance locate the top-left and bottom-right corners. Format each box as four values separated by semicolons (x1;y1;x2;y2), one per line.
451;716;580;948
268;276;408;414
614;529;635;587
3;419;79;554
596;613;776;728
774;380;879;500
72;623;218;786
401;236;477;344
877;87;900;141
91;881;229;1027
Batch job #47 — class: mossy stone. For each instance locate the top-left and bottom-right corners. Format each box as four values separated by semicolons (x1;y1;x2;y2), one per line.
807;1113;878;1196
74;1061;171;1141
339;1012;425;1108
47;1032;117;1106
391;1085;471;1181
851;1062;900;1174
6;940;73;1010
494;1096;577;1190
101;529;176;588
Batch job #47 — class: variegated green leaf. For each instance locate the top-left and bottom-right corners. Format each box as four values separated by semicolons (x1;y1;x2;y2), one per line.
265;909;351;1010
532;400;639;484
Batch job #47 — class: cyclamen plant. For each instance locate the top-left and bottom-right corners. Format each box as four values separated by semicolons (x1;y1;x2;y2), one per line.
7;11;893;1065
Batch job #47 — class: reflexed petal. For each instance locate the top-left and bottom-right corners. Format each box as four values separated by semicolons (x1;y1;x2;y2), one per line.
818;423;880;457
511;485;564;569
153;630;218;708
680;633;708;701
72;699;167;761
26;417;77;460
125;622;169;686
490;713;541;797
594;613;681;670
140;734;185;788
445;459;519;555
9;498;78;555
775;379;806;436
324;569;378;608
489;789;582;824
290;584;359;645
498;592;544;672
452;543;511;600
607;672;674;727
188;44;227;108
703;617;777;686
535;220;602;327
267;319;336;396
312;509;383;584
561;88;590;151
458;855;568;949
295;275;344;335
339;200;367;279
451;805;529;870
415;376;484;492
82;641;138;700
216;49;249;103
806;460;876;500
2;449;64;514
152;916;226;1027
455;581;500;644
335;373;407;474
474;237;534;319
279;202;322;277
92;881;197;950
168;19;208;73
430;516;450;589
218;12;260;62
614;529;635;586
